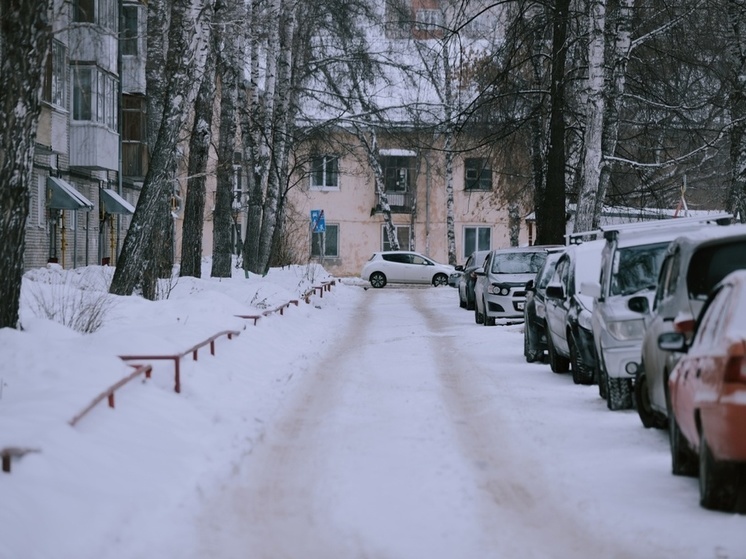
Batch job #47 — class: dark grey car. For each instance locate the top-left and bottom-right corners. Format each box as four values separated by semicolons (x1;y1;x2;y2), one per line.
523;249;564;362
456;250;490;310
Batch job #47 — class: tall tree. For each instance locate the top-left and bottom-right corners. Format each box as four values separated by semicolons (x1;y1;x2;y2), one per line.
726;0;746;221
212;0;242;277
0;0;52;328
180;11;218;278
111;0;209;297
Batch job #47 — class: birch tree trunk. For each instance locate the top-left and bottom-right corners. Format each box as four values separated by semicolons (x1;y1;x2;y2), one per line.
0;0;51;329
111;0;205;297
574;0;607;233
726;0;746;221
212;0;241;278
593;0;633;228
180;26;217;278
443;42;457;265
240;0;264;275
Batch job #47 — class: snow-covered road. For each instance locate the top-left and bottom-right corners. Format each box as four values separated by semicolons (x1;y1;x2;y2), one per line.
190;286;745;559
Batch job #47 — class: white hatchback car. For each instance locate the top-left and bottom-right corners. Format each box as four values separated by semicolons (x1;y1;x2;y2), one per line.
361;251;455;288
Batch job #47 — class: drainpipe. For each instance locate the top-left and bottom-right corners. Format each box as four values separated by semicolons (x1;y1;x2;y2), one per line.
424;152;431;256
116;0;124;264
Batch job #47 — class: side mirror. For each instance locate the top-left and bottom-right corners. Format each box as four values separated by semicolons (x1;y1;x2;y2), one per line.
545;283;564;300
455;265;464;272
628;295;649;314
525;279;535;292
475;267;485;276
658;331;688;353
581;281;601;299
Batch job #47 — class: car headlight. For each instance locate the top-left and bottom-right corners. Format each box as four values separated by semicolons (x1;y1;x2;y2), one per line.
488;283;511;296
607;319;645;341
578;309;593;331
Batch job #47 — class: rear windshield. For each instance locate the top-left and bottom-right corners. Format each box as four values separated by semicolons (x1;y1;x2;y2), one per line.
610;242;668;296
491;251;548;274
687;240;746;298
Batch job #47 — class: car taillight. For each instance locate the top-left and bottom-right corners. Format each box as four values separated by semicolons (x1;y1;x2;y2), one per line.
723;356;746;384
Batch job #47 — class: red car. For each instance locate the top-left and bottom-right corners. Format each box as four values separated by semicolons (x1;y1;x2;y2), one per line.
659;269;746;512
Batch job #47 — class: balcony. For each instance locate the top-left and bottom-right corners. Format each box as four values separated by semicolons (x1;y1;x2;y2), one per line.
70;122;119;170
375;192;414;214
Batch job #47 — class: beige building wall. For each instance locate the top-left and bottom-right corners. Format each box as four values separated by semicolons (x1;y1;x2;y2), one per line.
287;132;532;278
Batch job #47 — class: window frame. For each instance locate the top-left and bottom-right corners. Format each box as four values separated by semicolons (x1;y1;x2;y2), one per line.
43;40;67;108
382;224;411;251
381;156;414;192
463;225;491;258
310;155;339;190
311;223;339;258
464;158;493;191
72;65;118;130
121;4;139;56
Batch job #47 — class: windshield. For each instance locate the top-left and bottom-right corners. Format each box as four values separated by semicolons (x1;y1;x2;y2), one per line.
491;251;548;275
610;242;668;296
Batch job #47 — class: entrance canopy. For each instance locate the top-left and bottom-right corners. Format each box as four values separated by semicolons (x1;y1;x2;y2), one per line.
47;177;94;210
101;188;135;214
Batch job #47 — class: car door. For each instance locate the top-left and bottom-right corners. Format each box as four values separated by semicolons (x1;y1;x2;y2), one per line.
410;254;433;283
671;285;731;445
545;254;571;353
385;253;410;282
475;252;492;308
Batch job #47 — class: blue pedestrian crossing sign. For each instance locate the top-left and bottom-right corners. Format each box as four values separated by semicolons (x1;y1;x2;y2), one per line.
311;209;326;233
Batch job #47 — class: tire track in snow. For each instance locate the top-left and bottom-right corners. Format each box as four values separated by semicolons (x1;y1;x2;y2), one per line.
411;288;640;559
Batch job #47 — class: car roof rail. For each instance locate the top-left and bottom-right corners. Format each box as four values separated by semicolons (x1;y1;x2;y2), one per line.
566;230;603;245
599;213;733;241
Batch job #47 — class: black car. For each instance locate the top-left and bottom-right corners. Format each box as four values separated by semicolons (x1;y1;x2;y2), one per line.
456;250;490;310
523;249;564;362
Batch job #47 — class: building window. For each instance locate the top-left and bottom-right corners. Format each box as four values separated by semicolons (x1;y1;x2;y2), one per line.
43;40;66;108
381;156;414;192
73;0;117;30
464;158;492;190
73;66;118;130
121;5;139;56
122;94;147;176
311;223;339;258
415;9;442;31
73;0;95;22
310;155;339;189
464;226;491;257
382;224;411;251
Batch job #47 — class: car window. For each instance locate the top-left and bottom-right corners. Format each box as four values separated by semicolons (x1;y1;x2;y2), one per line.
536;255;561;290
687;240;746;299
464;255;474;268
691;285;732;349
491;251;548;274
610;242;668;296
553;256;570;290
383;253;409;264
411;255;429;265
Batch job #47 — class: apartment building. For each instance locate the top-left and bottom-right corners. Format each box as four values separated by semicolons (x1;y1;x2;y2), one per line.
24;0;144;271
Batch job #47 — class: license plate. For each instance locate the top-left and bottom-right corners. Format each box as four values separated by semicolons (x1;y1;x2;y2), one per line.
516;302;525;310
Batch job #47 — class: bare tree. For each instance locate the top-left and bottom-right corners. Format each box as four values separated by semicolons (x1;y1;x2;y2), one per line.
726;0;746;221
0;0;52;328
111;0;210;297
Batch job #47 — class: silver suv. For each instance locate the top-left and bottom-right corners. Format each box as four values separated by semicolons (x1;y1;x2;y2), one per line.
582;215;732;410
635;223;746;429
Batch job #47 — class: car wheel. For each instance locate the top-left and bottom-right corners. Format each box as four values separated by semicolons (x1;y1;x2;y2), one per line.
524;323;541;363
433;273;448;287
570;339;594;385
547;333;570;373
459;292;467;308
466;295;475;311
606;376;633;410
699;432;739;511
595;348;608;400
369;272;386;288
669;411;698;477
482;300;495;326
474;302;484;324
634;371;657;429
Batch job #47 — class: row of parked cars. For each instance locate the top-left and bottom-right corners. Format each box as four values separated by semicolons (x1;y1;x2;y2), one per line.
451;214;746;513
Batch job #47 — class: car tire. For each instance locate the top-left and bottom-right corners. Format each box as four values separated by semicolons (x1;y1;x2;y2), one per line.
634;371;659;429
369;272;387;288
433;273;448;287
459;293;467;308
699;433;738;512
524;323;541;363
669;411;698;477
595;348;608;400
570;339;594;385
547;334;570;373
482;299;495;326
475;303;484;324
606;376;633;410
